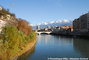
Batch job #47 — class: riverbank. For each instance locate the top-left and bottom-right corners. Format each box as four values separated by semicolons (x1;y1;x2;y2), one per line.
0;26;37;60
17;34;89;60
10;39;37;60
51;31;89;38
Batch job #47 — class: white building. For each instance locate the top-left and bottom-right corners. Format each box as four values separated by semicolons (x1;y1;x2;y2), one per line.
0;6;2;10
37;26;40;30
0;19;7;32
6;14;11;20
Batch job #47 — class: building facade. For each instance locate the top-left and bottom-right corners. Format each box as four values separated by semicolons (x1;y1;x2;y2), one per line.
37;26;40;30
87;13;89;31
73;12;89;32
73;18;80;32
0;19;7;32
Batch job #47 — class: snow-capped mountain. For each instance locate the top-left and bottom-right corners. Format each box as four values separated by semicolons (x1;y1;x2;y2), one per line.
32;20;72;30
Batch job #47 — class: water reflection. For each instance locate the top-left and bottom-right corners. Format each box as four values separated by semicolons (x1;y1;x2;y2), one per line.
18;34;89;60
37;34;73;46
17;45;35;60
73;38;89;57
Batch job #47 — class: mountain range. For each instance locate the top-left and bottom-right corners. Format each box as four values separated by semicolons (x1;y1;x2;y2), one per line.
32;20;72;30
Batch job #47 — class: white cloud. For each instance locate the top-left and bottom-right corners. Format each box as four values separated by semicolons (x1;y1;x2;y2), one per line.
55;20;62;23
41;22;48;25
63;19;70;23
36;19;71;26
36;23;41;26
29;24;34;26
48;21;55;24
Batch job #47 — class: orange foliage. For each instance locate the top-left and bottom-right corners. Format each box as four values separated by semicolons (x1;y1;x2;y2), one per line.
17;19;32;37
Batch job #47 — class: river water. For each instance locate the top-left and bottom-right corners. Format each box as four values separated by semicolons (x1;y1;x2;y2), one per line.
18;34;89;60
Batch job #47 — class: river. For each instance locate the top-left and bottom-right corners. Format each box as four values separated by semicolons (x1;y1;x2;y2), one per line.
18;34;89;60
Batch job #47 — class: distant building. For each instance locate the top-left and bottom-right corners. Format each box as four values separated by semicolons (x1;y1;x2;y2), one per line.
44;28;48;31
73;18;80;32
48;26;51;29
51;26;54;31
60;26;73;32
53;26;60;33
6;14;11;20
0;6;2;11
55;26;58;29
52;26;73;34
0;19;7;32
73;12;89;32
37;26;40;30
70;26;73;32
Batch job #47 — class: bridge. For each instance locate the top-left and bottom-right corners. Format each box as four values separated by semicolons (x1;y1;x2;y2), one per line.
36;31;51;35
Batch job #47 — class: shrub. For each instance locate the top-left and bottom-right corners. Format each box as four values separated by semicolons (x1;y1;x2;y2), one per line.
17;19;32;37
0;25;26;55
25;32;36;42
0;25;36;59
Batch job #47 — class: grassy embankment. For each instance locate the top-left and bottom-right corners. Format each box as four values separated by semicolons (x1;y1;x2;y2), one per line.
0;25;37;60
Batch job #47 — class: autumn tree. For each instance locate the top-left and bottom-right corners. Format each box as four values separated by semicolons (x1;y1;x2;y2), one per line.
17;19;32;37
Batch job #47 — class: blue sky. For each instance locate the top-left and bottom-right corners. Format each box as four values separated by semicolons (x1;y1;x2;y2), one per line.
0;0;89;25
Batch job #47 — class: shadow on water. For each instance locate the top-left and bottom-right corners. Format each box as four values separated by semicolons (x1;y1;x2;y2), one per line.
47;34;89;58
17;34;89;60
54;35;89;57
17;45;35;60
73;38;89;58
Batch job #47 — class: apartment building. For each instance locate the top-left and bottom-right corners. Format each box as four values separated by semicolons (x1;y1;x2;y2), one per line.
73;12;89;32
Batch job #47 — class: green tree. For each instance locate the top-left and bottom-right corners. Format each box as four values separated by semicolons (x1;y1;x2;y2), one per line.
1;25;26;55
